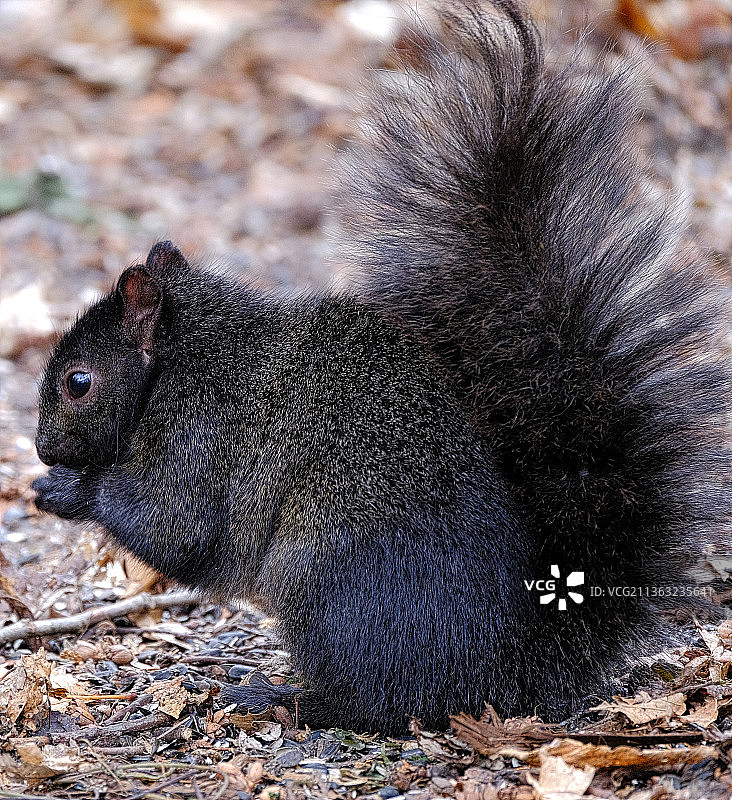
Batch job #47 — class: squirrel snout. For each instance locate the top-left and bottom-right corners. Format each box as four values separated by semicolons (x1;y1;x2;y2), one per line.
35;432;58;466
35;430;85;469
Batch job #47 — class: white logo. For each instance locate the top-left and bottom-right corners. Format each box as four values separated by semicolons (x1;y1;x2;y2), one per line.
540;565;584;611
524;565;585;611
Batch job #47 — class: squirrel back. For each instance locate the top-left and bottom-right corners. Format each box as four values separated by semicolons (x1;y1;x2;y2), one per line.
32;1;731;732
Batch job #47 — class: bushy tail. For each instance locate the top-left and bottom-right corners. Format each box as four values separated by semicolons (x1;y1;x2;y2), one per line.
345;0;731;666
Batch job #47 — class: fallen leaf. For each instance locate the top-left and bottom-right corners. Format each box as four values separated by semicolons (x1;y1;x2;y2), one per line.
532;738;717;770
683;695;719;726
591;691;686;724
2;742;90;783
148;676;208;718
62;641;104;662
217;759;250;791
527;755;595;800
0;649;51;731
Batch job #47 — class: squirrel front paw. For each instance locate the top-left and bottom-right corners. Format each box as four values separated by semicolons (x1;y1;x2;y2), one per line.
32;465;95;521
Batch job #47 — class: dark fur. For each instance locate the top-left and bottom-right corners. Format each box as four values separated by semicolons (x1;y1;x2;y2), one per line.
33;2;730;733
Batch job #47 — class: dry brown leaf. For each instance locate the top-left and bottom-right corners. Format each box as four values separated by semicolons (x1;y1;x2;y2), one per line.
61;640;104;663
230;709;274;730
61;639;136;665
530;738;717;770
697;622;732;681
14;740;45;765
273;704;294;729
47;666;95;724
527;755;595;800
254;721;283;743
698;623;732;661
217;759;250;791
239;758;265;794
148;677;193;718
590;691;686;724
719;618;732;647
207;708;228;734
1;742;90;783
0;753;59;782
455;768;499;800
106;643;134;664
0;560;33;621
121;555;167;597
16;742;87;771
451;712;560;756
682;695;719;726
415;725;480;765
33;743;89;772
675;654;711;686
148;675;208;719
618;0;732;59
0;649;51;731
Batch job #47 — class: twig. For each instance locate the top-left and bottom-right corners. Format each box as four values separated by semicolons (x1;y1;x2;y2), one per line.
66;711;172;742
182;655;260;666
105;693;153;725
210;772;230;800
92;744;150;757
84;746;128;793
0;591;198;644
125;768;199;800
152;716;193;750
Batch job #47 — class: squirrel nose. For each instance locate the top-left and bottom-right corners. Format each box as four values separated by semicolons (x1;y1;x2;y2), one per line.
35;432;59;466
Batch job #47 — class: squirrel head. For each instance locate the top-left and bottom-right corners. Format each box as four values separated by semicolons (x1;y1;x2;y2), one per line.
35;241;189;469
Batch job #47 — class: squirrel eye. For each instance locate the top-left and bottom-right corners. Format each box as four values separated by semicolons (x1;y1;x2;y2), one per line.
66;371;92;399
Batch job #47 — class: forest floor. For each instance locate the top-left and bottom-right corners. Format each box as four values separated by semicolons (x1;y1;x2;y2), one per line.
1;0;731;798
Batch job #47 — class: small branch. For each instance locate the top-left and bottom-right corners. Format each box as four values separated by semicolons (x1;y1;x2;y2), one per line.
125;768;200;800
105;693;154;725
92;744;150;757
76;711;172;741
451;712;711;755
0;591;198;645
182;655;260;666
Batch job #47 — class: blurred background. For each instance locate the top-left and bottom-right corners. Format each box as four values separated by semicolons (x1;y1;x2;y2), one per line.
0;0;730;614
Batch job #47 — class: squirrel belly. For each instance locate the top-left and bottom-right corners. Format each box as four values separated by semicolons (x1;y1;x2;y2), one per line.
32;0;731;733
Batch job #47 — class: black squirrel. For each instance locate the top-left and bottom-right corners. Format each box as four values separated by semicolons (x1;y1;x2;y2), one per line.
32;1;730;733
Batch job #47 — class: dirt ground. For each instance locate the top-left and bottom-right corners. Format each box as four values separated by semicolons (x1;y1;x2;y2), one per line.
0;1;731;798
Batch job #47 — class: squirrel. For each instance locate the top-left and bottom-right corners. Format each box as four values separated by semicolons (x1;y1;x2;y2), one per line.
32;0;730;734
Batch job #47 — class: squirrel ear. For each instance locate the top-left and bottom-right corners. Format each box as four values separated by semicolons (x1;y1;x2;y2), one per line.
145;241;189;273
116;266;162;354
